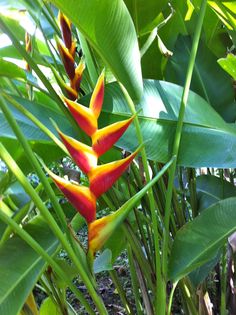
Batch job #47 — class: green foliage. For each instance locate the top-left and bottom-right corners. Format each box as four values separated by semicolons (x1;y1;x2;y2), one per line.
0;216;58;315
0;0;236;314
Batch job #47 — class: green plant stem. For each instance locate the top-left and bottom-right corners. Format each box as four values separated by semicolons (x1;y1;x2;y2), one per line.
124;223;154;292
120;83;165;313
0;143;108;314
162;0;207;286
2;93;67;154
0;94;87;265
179;280;198;315
167;282;178;315
77;31;98;87
220;243;227;315
110;270;134;315
127;244;143;315
187;168;198;218
45;270;68;315
0;200;14;216
0;209;95;315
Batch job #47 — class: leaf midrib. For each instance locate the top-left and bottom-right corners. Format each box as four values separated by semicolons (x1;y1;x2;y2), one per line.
173;198;236;280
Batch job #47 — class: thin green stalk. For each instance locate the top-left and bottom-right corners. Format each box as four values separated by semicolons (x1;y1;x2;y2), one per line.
179;280;198;315
124;223;155;292
0;94;102;302
38;21;64;78
77;31;98;87
167;282;178;315
220;244;227;315
0;94;79;251
140;4;174;57
110;270;134;315
2;93;67;154
0;200;13;216
0;143;108;314
127;244;143;315
0;18;79;133
162;0;207;284
187;168;198;218
0;209;95;315
120;83;165;313
42;0;61;36
45;270;68;315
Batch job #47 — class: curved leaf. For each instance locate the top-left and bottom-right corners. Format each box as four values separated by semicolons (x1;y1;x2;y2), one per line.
165;35;236;122
124;0;167;36
81;80;236;168
218;53;236;80
196;175;236;212
168;197;236;281
0;216;58;315
49;0;143;102
0;59;26;80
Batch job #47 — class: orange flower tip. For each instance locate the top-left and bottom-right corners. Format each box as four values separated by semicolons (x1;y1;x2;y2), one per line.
69;40;77;59
88;215;114;253
92;116;134;156
48;171;96;223
89;149;139;197
58;11;72;49
57;130;98;173
64;98;98;136
64;84;78;100
89;71;105;119
70;61;85;92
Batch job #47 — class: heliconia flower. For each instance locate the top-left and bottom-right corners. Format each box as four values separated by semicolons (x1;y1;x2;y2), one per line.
69;39;77;59
50;65;78;101
56;127;98;174
64;84;78;101
25;32;32;53
56;37;75;80
64;97;97;136
25;32;31;72
88;214;114;256
70;60;86;92
46;168;96;223
92;116;134;157
89;71;105;119
58;11;72;49
88;149;139;198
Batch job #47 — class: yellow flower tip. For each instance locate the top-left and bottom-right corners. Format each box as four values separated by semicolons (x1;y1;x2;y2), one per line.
48;170;97;223
56;37;75;80
64;98;98;136
89;149;138;197
92;115;134;156
57;129;98;173
58;11;72;49
88;214;114;254
89;71;105;119
70;60;86;92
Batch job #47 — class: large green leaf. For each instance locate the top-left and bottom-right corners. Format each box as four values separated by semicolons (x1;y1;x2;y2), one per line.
49;0;143;102
0;216;58;315
169;197;236;281
196;175;236;212
124;0;167;36
0;96;69;172
189;174;236;287
165;35;236;122
82;80;236;168
218;53;236;80
0;59;26;80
